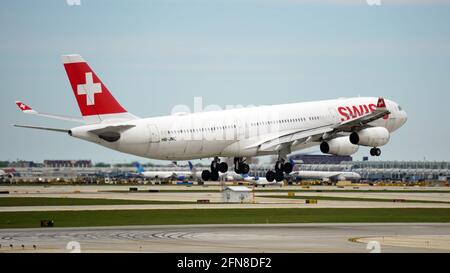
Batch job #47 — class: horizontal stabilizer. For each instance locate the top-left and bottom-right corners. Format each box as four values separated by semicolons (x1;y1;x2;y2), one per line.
15;101;85;123
13;124;69;133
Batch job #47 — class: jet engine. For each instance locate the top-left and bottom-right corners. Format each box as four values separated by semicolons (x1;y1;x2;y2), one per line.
320;136;359;156
349;127;390;147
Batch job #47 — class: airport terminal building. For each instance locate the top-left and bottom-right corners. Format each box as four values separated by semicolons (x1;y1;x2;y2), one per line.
3;156;449;183
344;160;449;182
254;155;449;182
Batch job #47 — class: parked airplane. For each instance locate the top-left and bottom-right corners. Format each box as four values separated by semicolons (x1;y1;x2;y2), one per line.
245;175;282;187
286;158;360;182
134;161;196;181
221;171;246;181
15;54;407;183
290;170;361;183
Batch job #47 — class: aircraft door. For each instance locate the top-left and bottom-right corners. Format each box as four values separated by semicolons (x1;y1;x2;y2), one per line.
148;124;160;143
328;107;340;124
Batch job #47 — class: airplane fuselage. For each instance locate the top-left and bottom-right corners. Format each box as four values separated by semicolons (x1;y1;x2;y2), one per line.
70;97;407;161
292;170;361;182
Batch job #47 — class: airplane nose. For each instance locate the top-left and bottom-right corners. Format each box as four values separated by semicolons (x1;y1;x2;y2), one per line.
400;111;408;126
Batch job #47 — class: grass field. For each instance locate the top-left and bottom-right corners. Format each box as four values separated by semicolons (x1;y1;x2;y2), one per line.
263;195;450;204
0;208;449;228
0;197;195;207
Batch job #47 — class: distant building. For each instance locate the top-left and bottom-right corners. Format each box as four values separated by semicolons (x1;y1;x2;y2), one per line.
43;160;92;168
347;160;450;182
289;154;352;165
9;160;39;168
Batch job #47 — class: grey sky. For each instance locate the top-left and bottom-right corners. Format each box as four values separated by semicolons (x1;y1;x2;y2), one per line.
1;0;449;164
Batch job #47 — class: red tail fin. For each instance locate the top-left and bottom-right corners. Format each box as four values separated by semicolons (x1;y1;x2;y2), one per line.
62;54;135;123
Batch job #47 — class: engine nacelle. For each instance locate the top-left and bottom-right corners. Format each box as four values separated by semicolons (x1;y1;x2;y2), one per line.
320;137;359;156
350;127;390;147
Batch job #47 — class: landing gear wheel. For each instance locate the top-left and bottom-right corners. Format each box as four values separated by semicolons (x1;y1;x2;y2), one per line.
201;170;211;181
370;148;381;157
283;162;293;174
240;163;250;175
266;171;275;182
218;162;228;173
210;171;219;181
375;148;381;156
275;171;284;182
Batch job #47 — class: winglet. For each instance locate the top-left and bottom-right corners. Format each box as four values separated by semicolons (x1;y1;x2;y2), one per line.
15;101;35;113
376;97;386;109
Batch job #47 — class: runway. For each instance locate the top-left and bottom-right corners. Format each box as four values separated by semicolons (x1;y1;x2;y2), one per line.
0;223;449;253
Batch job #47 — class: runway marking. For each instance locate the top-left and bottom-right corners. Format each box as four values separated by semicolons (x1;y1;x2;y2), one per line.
353;235;450;251
1;223;449;253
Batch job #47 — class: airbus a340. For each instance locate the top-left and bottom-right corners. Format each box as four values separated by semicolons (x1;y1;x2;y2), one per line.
15;55;407;182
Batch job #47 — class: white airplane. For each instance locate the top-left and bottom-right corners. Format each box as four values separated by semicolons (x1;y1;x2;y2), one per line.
134;161;197;180
14;54;407;183
290;170;361;183
221;171;246;181
244;175;282;187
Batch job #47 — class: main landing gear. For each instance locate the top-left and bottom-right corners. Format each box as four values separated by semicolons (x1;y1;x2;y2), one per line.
201;157;251;181
370;147;381;157
201;157;228;181
266;159;293;183
233;157;250;175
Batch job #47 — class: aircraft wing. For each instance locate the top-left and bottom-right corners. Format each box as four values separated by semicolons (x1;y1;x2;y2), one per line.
248;97;390;152
255;125;333;152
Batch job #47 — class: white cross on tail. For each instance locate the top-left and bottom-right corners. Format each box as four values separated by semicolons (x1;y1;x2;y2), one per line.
77;72;102;106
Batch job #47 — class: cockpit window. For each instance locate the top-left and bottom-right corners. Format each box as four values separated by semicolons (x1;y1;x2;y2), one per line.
398;105;402;111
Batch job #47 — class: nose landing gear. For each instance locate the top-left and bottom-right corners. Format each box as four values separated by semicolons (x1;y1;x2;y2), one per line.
370;147;381;157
